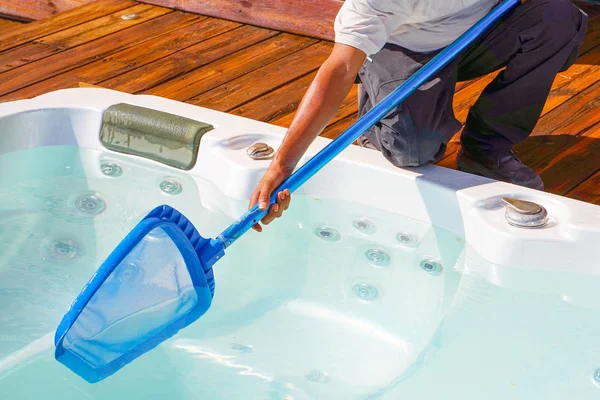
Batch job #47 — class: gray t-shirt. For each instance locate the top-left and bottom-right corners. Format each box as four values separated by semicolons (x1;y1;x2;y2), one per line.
334;0;498;55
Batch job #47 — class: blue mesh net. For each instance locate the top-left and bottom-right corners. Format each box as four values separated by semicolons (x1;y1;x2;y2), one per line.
55;205;217;383
61;227;198;368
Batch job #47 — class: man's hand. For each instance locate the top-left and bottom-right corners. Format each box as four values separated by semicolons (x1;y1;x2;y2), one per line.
248;164;292;232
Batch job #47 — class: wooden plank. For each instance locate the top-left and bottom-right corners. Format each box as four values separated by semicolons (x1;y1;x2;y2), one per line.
1;60;140;100
100;25;279;95
0;0;89;21
321;112;358;140
270;84;359;129
106;16;238;66
0;11;209;101
3;17;239;100
189;41;332;112
140;0;343;41
36;3;169;48
0;4;172;74
78;81;103;89
0;42;64;73
543;47;600;115
0;0;138;52
536;122;600;195
0;18;22;29
228;72;317;122
529;79;600;138
143;33;318;101
566;169;600;205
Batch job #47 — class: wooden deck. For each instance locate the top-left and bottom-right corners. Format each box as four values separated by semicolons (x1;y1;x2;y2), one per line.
0;0;598;205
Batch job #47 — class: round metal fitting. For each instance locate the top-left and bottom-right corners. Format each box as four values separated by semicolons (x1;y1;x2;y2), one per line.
352;283;379;302
160;179;182;195
44;238;83;263
396;232;419;248
352;218;376;234
100;161;122;177
247;142;274;160
121;13;140;20
593;368;600;385
501;197;549;228
419;258;443;276
314;226;340;242
365;248;390;266
75;192;106;215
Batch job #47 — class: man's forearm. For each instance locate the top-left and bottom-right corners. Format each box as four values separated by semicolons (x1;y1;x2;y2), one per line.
271;44;366;173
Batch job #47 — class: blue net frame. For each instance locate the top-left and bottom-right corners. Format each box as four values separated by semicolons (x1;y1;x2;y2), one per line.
54;205;217;383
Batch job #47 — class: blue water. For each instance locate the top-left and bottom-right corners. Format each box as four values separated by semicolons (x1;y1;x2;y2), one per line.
0;146;599;399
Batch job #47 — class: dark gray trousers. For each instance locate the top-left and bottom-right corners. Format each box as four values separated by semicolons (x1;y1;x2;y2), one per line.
356;0;588;167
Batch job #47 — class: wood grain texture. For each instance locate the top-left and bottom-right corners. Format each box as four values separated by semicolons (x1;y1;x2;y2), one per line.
106;16;238;66
228;72;317;122
37;3;170;48
543;48;600;115
0;0;90;21
269;84;359;131
0;11;211;100
530;79;600;138
0;17;22;29
0;42;63;72
144;33;318;101
139;0;343;40
189;41;332;112
3;16;239;99
0;4;172;74
100;25;279;94
78;81;103;89
321;112;359;140
566;168;600;205
536;123;600;195
0;0;138;52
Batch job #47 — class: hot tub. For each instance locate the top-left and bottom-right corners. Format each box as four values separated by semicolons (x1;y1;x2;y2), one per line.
0;88;599;399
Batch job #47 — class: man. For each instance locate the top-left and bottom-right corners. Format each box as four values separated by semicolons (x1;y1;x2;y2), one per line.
248;0;588;232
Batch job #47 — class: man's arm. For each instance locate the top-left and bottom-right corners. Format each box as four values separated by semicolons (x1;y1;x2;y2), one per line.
270;43;366;177
248;43;366;231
